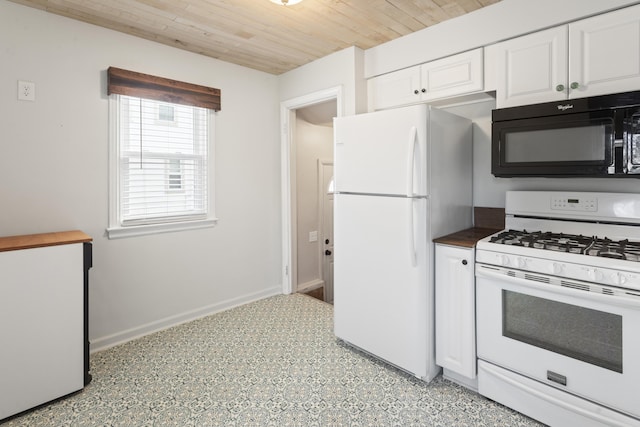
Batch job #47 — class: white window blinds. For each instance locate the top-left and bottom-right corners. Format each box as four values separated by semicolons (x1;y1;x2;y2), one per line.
117;95;209;225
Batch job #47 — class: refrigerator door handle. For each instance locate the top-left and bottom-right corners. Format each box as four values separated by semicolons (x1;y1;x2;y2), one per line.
408;198;417;267
407;126;418;197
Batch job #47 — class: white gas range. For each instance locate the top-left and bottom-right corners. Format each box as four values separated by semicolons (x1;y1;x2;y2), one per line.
475;191;640;427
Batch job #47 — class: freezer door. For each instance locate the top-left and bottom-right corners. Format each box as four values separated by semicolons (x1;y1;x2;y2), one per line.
333;193;430;378
334;104;428;196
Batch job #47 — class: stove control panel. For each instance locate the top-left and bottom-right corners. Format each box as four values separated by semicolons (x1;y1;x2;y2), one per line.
551;196;597;212
476;248;640;292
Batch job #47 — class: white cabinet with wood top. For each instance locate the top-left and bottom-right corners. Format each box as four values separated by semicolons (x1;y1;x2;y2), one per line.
0;231;92;421
435;243;477;389
368;48;484;111
490;3;640;108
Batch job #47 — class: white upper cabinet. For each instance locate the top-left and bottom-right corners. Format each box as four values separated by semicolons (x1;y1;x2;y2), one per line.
569;5;640;99
367;65;422;111
492;4;640;108
491;26;568;108
368;48;484;111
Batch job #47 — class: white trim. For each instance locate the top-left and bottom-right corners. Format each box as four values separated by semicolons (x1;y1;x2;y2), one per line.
106;217;218;239
318;158;333;288
90;286;281;353
297;278;325;293
280;86;343;295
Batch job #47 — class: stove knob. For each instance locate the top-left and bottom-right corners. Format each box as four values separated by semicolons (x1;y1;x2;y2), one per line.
517;257;527;269
551;262;564;275
588;268;604;282
616;272;628;286
500;255;510;266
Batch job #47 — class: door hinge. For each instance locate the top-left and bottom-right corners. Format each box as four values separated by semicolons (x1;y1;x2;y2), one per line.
285;265;289;276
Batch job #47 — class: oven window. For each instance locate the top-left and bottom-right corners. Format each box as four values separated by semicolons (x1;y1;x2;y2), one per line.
504;124;609;163
502;291;622;373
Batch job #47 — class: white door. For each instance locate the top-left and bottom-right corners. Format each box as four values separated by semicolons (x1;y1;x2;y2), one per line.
334;104;427;197
493;25;569;108
569;4;640;99
334;193;429;378
320;162;334;303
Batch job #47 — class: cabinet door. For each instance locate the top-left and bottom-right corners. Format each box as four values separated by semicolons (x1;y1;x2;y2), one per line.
569;4;640;99
367;65;421;111
494;26;568;108
421;48;484;101
435;244;476;379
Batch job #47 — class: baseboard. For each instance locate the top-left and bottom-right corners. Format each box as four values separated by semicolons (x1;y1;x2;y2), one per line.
297;279;324;293
443;368;478;392
90;286;282;353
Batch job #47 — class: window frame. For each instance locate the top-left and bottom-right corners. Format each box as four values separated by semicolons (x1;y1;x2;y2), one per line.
107;94;217;239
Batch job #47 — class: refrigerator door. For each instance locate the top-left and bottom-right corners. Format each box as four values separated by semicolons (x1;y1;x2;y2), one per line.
334;193;430;378
334;104;428;197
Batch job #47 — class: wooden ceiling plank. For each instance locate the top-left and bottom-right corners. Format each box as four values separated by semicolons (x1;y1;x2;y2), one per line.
7;0;502;75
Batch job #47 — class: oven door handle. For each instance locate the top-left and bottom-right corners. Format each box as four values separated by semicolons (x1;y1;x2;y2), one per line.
478;361;637;427
476;265;640;309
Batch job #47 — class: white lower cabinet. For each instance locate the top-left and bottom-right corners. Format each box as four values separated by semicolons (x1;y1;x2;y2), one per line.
435;244;476;387
0;233;91;421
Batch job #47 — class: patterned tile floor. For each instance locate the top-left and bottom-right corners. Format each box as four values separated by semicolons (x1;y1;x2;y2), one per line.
3;294;544;426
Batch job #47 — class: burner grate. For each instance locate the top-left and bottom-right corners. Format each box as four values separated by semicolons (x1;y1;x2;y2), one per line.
490;230;640;262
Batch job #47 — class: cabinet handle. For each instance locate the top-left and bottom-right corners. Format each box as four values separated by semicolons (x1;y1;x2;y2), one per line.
570;82;580;90
421;88;426;93
462;259;468;265
555;84;565;92
414;89;419;95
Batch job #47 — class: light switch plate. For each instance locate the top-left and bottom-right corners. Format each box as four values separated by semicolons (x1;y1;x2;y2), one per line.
309;231;318;242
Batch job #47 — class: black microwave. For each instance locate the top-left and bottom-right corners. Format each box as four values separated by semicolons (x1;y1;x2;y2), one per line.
491;90;640;177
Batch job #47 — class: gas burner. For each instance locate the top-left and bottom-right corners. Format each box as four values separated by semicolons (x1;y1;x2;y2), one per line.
490;230;640;262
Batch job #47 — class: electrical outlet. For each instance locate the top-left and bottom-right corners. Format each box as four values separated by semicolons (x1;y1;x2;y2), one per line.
18;80;35;101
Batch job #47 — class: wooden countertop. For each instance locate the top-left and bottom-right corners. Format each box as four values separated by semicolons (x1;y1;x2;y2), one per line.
433;227;500;248
432;206;504;248
0;230;92;252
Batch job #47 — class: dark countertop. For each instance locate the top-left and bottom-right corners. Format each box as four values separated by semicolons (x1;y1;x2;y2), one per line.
433;227;500;248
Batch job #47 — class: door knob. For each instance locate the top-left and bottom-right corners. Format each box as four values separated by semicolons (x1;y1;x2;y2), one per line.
325;250;332;256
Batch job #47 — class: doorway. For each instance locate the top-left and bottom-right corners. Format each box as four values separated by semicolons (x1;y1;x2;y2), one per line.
280;87;342;303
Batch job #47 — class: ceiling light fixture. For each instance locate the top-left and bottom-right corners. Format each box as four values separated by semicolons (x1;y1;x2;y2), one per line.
269;0;303;5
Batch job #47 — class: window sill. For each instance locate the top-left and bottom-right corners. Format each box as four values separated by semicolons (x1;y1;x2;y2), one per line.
106;218;218;239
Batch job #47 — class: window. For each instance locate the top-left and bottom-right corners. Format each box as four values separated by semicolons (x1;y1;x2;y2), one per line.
106;67;221;238
158;104;175;122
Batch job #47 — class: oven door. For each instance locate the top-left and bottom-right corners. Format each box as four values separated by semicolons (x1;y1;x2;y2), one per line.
476;264;640;419
491;111;616;177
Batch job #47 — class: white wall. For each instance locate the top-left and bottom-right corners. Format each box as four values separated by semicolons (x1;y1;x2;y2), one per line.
365;0;639;78
0;1;282;350
279;46;367;115
295;119;333;289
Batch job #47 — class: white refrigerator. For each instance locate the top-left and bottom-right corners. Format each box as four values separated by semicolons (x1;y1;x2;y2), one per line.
333;104;472;381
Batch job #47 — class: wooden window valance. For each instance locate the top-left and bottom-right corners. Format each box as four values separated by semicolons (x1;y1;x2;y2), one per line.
107;67;221;111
